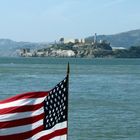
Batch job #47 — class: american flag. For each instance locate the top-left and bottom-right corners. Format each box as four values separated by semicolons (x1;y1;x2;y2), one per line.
0;76;68;140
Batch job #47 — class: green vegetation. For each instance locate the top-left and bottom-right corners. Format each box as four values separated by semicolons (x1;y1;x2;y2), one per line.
86;29;140;48
1;29;140;57
113;46;140;58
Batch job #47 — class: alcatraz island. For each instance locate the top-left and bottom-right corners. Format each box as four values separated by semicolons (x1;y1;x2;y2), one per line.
19;33;140;58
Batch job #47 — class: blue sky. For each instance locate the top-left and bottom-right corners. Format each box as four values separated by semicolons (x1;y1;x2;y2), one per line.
0;0;140;42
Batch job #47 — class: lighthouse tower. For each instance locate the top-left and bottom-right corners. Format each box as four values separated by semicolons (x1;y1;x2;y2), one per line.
94;33;97;43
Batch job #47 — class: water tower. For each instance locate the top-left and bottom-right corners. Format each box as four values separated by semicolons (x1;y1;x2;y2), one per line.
94;33;97;43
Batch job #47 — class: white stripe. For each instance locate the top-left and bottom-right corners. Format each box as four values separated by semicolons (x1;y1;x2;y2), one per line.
51;134;67;140
0;97;45;110
27;121;67;140
0;107;44;122
0;119;43;136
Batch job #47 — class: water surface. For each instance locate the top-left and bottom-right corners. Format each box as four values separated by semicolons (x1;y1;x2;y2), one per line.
0;57;140;140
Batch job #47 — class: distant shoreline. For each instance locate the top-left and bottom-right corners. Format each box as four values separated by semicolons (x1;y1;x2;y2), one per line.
18;44;140;58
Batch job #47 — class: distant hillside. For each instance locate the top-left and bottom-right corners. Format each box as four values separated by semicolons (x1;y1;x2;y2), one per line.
86;29;140;48
1;29;140;56
0;39;48;56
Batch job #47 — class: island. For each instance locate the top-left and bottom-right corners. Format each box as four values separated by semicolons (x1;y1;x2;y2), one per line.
19;35;140;58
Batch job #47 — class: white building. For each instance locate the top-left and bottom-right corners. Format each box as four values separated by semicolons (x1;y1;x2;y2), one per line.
112;47;126;50
59;38;85;44
51;49;75;57
63;39;75;44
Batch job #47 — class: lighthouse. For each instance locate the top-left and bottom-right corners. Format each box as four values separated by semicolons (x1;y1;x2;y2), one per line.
94;33;97;43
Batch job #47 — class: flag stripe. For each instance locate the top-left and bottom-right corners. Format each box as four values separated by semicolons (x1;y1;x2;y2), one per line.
28;121;67;140
0;91;49;104
0;122;67;140
48;134;67;140
0;102;43;115
0;113;44;129
0;125;44;140
0;76;68;139
0;97;45;110
0;107;44;122
0;119;43;136
38;128;67;140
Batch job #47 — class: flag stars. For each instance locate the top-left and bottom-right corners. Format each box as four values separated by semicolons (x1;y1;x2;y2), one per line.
61;99;63;103
54;98;57;102
62;93;64;97
51;94;54;98
63;106;66;110
57;101;60;105
50;100;53;103
60;104;62;108
57;110;60;114
60;108;62;113
49;114;52;118
48;96;50;100
55;93;58;96
62;103;64;107
56;107;58;111
58;96;60;100
64;97;66;101
50;105;52;109
44;77;68;130
54;103;56;107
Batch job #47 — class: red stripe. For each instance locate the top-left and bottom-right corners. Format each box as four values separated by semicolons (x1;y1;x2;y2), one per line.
0;127;67;140
39;128;67;140
0;125;44;140
0;102;43;115
0;113;44;129
0;91;49;104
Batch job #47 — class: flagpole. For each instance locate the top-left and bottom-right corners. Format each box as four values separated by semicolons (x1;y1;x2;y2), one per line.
67;62;70;78
66;62;70;140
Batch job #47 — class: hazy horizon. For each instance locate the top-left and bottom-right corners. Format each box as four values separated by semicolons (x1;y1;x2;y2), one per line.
0;0;140;42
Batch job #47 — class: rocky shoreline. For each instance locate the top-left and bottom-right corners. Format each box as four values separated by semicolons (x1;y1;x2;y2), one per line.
19;40;113;58
19;40;140;58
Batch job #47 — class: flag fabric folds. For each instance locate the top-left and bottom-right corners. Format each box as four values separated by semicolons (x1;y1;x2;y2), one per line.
0;76;68;140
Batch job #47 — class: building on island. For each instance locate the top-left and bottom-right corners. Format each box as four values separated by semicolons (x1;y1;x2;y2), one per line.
19;48;33;57
94;33;97;43
59;38;85;44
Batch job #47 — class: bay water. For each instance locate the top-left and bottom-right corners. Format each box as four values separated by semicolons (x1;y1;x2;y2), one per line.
0;57;140;140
